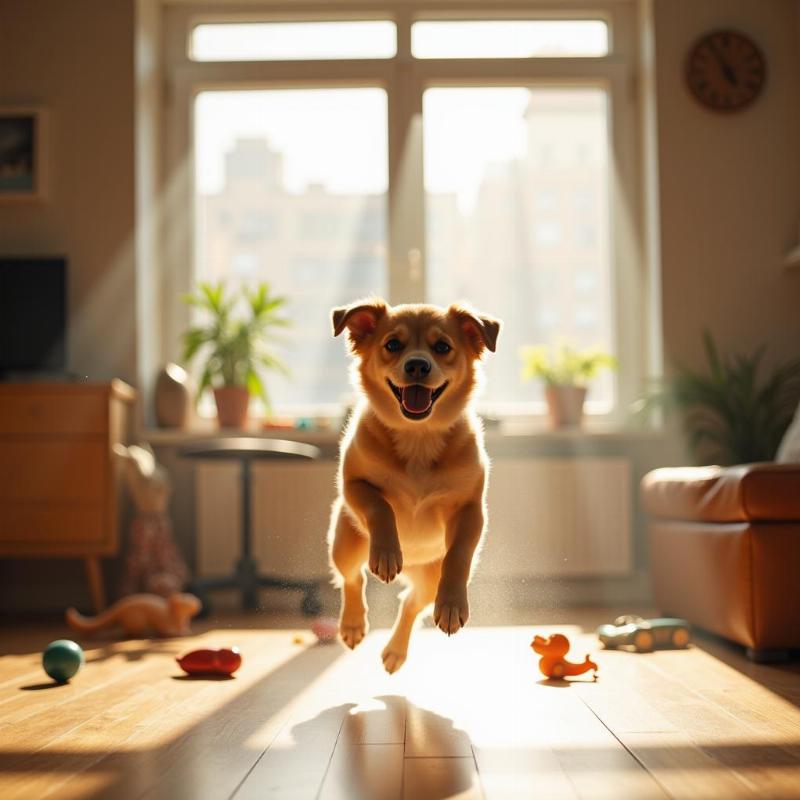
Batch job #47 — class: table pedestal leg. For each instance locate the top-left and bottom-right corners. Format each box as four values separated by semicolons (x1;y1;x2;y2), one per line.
236;556;259;611
185;447;323;616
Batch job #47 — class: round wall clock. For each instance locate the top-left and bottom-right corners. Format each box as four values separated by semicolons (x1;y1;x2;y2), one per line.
685;30;766;112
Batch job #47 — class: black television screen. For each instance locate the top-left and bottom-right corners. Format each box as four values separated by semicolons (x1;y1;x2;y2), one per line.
0;257;67;373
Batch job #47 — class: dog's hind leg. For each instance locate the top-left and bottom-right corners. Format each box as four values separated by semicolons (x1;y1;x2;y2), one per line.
381;560;441;674
329;502;370;649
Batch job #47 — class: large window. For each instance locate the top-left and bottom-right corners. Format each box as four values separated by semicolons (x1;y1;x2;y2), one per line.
166;5;643;420
192;21;397;61
194;89;388;410
411;19;608;58
424;87;613;411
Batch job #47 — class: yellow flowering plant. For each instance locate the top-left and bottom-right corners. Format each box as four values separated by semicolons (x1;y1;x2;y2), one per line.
519;343;617;387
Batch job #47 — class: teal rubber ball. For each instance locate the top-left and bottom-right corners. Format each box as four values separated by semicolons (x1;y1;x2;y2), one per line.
43;639;85;683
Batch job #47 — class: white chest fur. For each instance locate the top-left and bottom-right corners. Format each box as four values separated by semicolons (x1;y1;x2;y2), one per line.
380;431;463;565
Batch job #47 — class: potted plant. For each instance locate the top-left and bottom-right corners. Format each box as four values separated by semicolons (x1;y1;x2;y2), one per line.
637;331;800;464
181;281;289;428
519;343;617;428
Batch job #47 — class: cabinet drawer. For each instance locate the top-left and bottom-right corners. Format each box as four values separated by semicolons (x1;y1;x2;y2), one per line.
0;441;107;503
0;394;107;435
0;505;107;550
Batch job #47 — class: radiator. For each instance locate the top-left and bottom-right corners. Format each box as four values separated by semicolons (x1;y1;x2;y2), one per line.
481;458;632;578
195;457;631;581
196;461;337;580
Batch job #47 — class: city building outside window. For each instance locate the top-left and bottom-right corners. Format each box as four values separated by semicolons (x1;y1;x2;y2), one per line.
163;4;645;421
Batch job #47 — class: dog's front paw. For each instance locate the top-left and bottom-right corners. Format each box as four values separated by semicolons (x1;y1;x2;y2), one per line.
369;543;403;583
434;587;469;636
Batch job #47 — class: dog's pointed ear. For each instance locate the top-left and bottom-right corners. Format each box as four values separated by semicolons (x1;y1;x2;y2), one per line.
332;299;387;343
449;304;501;354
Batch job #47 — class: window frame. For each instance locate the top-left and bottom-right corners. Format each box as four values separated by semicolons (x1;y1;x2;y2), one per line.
161;1;645;425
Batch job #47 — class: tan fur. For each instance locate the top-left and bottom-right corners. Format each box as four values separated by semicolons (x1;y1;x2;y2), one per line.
65;592;201;638
328;299;500;672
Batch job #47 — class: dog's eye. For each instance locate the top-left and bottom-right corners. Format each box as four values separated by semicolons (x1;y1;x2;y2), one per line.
433;340;452;355
384;338;403;353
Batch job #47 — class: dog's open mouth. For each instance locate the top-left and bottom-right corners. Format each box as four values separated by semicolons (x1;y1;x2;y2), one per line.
387;379;448;420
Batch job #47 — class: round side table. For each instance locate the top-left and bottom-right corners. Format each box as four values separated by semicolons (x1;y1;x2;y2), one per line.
181;436;323;615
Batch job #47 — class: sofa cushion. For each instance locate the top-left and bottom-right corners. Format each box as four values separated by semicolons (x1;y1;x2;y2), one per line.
649;519;755;647
649;519;800;649
641;463;800;522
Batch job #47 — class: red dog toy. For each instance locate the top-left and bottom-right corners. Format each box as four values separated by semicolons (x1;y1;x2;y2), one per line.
176;647;242;676
531;633;598;680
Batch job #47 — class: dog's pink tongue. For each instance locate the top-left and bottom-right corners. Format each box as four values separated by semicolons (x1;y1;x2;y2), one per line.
402;385;433;414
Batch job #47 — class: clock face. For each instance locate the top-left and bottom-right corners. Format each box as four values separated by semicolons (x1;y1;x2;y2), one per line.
686;30;766;112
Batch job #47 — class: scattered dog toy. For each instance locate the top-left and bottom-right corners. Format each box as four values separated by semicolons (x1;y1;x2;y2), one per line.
310;618;339;644
43;639;85;683
531;633;598;680
596;615;691;652
176;647;242;676
66;592;202;638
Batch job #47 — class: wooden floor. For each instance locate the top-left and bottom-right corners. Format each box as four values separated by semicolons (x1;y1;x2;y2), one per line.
1;610;800;799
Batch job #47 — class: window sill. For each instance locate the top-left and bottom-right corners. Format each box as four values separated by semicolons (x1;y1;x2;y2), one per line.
490;418;666;441
140;419;667;450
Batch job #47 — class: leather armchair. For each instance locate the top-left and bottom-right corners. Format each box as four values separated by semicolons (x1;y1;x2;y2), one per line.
641;463;800;661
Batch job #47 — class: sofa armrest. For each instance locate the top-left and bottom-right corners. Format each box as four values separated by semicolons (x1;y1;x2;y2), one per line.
641;463;800;523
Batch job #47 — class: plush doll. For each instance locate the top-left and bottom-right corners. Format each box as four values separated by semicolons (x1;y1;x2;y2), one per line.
115;443;190;597
66;592;201;638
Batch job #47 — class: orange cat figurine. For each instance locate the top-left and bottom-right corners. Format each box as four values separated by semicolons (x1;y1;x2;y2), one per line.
66;592;201;638
531;633;598;680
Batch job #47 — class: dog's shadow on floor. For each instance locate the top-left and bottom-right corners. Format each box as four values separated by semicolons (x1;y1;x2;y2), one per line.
287;695;476;799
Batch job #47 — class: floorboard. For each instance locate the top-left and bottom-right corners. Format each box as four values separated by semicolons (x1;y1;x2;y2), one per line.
0;612;799;799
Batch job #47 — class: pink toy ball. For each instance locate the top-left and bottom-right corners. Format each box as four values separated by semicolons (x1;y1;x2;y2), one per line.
310;617;339;644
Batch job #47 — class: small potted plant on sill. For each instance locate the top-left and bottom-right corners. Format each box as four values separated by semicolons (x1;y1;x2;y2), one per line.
181;281;289;429
519;342;617;428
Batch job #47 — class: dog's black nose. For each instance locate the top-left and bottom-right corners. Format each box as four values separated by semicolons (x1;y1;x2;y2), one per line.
404;358;431;379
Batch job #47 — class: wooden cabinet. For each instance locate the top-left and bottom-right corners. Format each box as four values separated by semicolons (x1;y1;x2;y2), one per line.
0;380;135;611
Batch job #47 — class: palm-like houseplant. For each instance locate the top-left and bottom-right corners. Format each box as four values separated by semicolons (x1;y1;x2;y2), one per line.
639;331;800;464
181;281;289;427
519;343;617;427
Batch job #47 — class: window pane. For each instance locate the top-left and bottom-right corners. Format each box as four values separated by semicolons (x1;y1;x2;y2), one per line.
195;89;388;412
412;20;608;59
192;21;396;61
423;87;614;412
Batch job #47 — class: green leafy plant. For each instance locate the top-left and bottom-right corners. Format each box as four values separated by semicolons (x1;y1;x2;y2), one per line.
519;343;617;387
639;331;800;465
181;281;289;411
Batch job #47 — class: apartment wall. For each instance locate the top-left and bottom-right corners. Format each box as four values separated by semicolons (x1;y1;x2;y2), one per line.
652;0;800;370
2;1;796;388
0;0;800;394
0;0;136;613
0;0;137;384
1;0;799;613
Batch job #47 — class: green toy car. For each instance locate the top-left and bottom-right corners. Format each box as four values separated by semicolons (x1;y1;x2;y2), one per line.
597;615;691;652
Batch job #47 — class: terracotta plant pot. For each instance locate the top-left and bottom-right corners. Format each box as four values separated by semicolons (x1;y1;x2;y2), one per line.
544;385;587;429
213;386;250;429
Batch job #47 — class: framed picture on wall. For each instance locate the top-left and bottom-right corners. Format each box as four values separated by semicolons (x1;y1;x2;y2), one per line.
0;107;48;202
